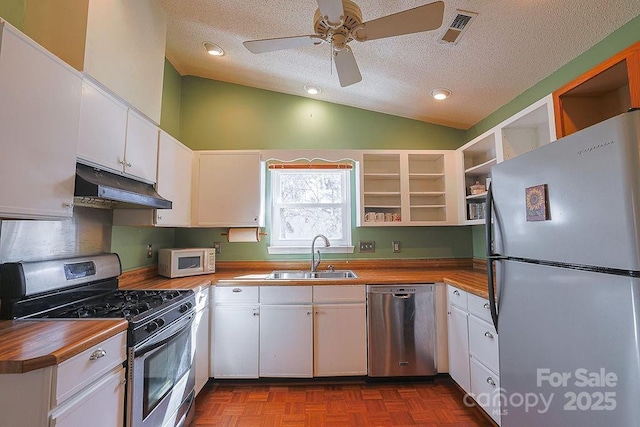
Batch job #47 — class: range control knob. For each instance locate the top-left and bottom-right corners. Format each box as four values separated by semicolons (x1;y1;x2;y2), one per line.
145;321;158;333
179;302;193;313
155;317;165;328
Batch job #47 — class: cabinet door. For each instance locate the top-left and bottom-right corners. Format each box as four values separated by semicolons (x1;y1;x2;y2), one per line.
314;303;367;376
155;131;192;226
0;23;81;219
194;152;262;227
194;303;210;395
123;109;159;183
259;305;313;378
448;304;471;393
77;79;128;174
50;367;125;427
212;305;259;379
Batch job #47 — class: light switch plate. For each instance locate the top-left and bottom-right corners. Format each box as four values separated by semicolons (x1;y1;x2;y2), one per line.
392;241;401;253
213;242;222;254
359;241;375;253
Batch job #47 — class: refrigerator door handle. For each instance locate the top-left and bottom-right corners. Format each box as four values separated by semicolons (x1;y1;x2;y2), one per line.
485;182;499;332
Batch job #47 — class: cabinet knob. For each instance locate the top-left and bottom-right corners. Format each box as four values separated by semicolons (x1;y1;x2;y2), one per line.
307;311;312;315
453;290;460;296
126;162;132;167
483;303;490;310
253;312;259;316
484;331;494;339
157;215;163;220
89;348;107;360
486;377;496;386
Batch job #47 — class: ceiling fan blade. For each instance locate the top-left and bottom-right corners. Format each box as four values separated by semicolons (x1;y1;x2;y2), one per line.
244;35;323;54
355;1;445;41
316;0;345;26
334;48;362;87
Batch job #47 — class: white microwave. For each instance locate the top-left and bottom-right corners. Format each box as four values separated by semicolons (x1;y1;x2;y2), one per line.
158;248;216;278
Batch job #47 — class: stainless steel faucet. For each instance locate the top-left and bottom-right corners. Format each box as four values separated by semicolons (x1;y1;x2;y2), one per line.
311;234;330;272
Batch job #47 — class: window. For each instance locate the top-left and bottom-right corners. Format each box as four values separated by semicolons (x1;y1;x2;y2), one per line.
268;166;352;253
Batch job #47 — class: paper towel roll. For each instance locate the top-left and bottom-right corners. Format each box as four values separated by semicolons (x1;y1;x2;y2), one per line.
227;227;262;243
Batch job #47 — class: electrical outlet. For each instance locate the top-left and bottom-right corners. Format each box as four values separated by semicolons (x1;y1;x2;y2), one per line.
146;244;153;259
392;241;401;253
359;240;375;253
213;242;221;254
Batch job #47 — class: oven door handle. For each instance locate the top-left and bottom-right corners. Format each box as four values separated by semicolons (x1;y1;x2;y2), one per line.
134;312;194;357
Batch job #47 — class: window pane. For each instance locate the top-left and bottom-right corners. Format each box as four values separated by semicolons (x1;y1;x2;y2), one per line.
280;173;343;204
279;207;343;240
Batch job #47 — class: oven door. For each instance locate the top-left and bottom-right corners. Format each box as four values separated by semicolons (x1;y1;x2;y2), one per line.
128;312;196;427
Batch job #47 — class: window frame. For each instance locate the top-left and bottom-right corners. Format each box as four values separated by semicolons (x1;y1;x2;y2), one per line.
268;167;353;254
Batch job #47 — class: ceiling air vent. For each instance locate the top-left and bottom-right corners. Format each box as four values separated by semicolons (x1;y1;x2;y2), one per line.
439;10;478;45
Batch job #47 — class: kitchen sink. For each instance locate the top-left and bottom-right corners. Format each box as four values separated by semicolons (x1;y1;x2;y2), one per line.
266;270;358;280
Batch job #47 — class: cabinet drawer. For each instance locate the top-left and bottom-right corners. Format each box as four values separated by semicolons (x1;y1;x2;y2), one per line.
260;286;312;304
313;285;365;303
215;286;259;303
468;315;499;373
470;357;501;425
468;293;492;323
447;285;468;309
54;331;126;406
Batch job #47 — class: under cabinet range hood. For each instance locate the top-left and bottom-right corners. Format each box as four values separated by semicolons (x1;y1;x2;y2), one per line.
74;163;172;209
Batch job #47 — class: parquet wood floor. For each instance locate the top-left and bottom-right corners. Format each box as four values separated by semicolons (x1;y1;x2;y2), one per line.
194;377;495;426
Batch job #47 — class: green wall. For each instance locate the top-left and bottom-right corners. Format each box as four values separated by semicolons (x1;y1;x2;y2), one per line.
0;0;24;30
160;58;182;139
467;15;640;257
179;77;466;151
111;226;176;271
466;14;640;140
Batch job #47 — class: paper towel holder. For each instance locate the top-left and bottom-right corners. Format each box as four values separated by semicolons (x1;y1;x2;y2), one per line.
222;227;268;242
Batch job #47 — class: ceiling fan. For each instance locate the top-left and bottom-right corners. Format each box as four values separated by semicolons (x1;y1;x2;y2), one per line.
243;0;445;87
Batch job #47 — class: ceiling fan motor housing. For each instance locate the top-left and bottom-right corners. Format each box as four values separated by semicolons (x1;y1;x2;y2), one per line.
314;0;363;49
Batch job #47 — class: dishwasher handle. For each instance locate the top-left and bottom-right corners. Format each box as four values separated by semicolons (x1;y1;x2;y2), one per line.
392;293;411;299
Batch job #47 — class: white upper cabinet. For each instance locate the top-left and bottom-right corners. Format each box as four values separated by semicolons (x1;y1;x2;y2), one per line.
24;0;167;123
457;95;556;224
193;151;264;227
0;21;82;219
359;150;458;226
112;131;193;227
78;79;159;184
155;132;193;226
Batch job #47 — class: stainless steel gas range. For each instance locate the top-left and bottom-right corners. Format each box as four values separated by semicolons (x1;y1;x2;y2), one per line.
0;253;196;427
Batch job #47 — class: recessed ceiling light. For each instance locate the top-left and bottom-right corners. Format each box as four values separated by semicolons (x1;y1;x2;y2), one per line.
431;88;451;100
304;85;321;95
203;42;224;56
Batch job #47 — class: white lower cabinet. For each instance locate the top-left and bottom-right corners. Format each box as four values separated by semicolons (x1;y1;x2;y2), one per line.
193;287;210;395
212;285;368;379
212;304;260;379
0;331;127;427
259;304;313;377
313;285;367;377
50;367;125;427
447;284;501;425
447;303;471;392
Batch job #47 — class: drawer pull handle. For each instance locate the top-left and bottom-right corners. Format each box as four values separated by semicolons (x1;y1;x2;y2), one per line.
453;290;460;296
483;303;490;309
484;331;494;339
89;349;107;360
486;377;496;386
232;288;242;293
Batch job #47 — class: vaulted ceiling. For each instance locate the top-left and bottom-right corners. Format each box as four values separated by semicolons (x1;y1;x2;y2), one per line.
160;0;640;129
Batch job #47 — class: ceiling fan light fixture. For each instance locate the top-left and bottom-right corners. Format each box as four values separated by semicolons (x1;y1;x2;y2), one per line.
304;85;322;95
203;42;224;56
431;88;451;100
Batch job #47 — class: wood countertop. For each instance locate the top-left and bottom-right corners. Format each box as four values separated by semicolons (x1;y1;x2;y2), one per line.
0;260;488;375
0;319;128;374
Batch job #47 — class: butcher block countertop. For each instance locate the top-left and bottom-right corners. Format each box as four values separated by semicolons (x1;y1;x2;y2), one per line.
0;259;488;374
0;319;127;374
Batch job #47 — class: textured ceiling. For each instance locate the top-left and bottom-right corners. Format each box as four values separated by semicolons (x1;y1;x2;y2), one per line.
160;0;640;130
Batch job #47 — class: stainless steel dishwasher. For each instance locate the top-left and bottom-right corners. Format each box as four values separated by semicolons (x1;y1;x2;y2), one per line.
367;284;437;377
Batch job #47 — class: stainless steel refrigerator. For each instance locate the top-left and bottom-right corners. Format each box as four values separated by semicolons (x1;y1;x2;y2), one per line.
487;109;640;426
